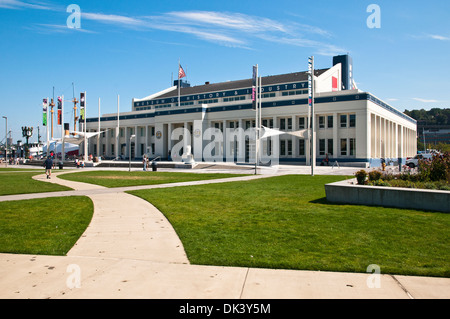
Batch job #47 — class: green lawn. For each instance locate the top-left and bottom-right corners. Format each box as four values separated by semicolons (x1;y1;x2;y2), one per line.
0;171;72;195
0;196;93;255
58;170;248;188
129;175;450;277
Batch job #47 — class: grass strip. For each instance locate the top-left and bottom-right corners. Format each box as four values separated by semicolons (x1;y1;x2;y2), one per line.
0;196;93;255
129;175;450;277
58;171;248;188
0;172;71;195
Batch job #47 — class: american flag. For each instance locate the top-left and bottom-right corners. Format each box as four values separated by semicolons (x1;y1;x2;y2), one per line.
178;65;186;79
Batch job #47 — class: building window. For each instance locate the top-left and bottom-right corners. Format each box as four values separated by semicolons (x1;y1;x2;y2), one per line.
340;139;347;156
262;93;275;98
280;140;286;156
120;128;124;137
299;139;305;156
151;127;155;136
340;115;347;128
198;99;218;104
140;127;145;136
327;115;333;128
111;144;115;155
327;139;333;156
349;114;356;128
280;118;286;130
350;138;356;156
287;140;292;156
319;116;325;129
319;139;325;155
287;118;292;130
299;117;305;129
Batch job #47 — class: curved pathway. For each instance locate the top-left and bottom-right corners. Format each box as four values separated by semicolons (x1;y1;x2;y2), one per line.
32;171;190;264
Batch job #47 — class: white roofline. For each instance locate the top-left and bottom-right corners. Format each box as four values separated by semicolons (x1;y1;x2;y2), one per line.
133;86;177;102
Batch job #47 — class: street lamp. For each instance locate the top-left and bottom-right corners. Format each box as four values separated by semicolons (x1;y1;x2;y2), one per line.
129;134;135;172
2;116;7;164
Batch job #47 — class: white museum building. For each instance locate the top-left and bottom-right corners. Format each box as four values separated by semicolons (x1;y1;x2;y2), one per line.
84;55;417;167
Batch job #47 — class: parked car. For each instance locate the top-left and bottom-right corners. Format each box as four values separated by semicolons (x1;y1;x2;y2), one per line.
405;153;433;168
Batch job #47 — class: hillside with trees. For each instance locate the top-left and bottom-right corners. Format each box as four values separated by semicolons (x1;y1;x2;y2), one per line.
404;108;450;152
404;108;450;125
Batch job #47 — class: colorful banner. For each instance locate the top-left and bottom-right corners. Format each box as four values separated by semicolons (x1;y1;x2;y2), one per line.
252;65;257;110
42;98;48;126
308;57;312;107
80;92;85;120
57;96;62;125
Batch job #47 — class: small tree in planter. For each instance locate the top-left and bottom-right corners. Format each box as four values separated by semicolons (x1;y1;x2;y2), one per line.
368;170;382;181
355;169;368;185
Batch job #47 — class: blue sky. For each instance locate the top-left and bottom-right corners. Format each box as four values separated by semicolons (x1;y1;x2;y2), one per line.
1;0;449;143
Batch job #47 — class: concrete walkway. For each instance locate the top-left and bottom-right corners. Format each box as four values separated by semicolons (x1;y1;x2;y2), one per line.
0;166;449;299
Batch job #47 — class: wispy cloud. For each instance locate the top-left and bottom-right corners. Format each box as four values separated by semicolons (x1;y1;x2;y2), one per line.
30;23;96;34
82;12;145;27
0;0;51;10
427;34;450;41
413;97;439;103
141;10;345;53
3;4;346;54
165;11;287;33
411;33;450;41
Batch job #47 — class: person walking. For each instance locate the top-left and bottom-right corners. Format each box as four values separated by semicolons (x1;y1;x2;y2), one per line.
44;156;53;179
143;155;147;171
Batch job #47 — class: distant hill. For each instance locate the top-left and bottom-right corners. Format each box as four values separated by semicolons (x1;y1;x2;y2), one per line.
404;108;450;125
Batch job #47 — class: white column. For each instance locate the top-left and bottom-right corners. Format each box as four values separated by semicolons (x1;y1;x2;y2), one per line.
135;125;138;158
184;121;189;155
146;125;149;156
222;120;227;158
333;113;338;158
291;115;296;159
168;123;173;157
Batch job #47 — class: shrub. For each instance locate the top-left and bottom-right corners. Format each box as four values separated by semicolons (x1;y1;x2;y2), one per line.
418;152;450;182
368;179;391;187
368;170;382;181
355;170;367;185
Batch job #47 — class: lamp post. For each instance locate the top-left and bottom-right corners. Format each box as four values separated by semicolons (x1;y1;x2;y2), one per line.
2;116;7;164
129;134;135;172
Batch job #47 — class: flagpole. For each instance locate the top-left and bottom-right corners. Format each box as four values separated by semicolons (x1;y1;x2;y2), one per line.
259;75;262;164
254;64;258;175
178;59;181;108
61;95;65;163
97;97;101;158
46;97;49;157
308;56;316;176
116;94;120;160
84;91;87;162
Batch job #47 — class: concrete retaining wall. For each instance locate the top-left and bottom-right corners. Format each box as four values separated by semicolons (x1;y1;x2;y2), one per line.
325;179;450;213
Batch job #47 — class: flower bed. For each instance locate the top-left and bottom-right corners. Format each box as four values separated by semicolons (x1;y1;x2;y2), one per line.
354;152;450;191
